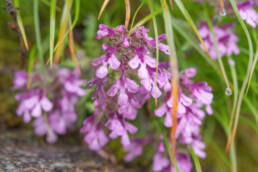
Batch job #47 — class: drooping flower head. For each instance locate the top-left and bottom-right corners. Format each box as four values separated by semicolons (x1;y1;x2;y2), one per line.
198;21;239;59
13;65;85;143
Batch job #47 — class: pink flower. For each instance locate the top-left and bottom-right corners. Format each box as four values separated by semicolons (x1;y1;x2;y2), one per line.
92;45;120;78
14;66;85;143
105;113;137;146
123;138;149;162
80;114;109;151
238;1;258;28
198;22;239;59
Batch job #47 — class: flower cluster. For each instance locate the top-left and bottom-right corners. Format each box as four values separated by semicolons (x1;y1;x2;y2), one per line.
13;66;85;143
82;24;213;171
155;68;213;158
153;141;192;172
238;0;258;28
198;21;240;59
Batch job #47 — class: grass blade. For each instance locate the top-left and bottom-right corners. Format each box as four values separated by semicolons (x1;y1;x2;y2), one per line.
54;0;73;63
130;8;162;33
172;18;221;77
190;145;202;172
98;0;110;20
174;0;210;57
49;0;56;67
124;0;130;28
129;0;144;34
204;6;231;91
33;0;44;70
245;30;258;95
226;0;254;152
244;97;258;123
68;18;81;75
13;0;29;50
27;46;36;88
161;0;179;159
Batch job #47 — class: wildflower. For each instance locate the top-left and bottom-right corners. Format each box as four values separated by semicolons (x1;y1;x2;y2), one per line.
105;113;137;146
80;113;109;151
152;142;192;172
238;1;258;28
84;24;213;167
82;24;170;151
155;68;213;158
198;21;239;59
13;66;85;143
123;138;149;162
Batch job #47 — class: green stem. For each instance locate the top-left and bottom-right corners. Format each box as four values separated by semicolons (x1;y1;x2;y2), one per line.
161;1;179;171
226;0;254;151
33;0;45;70
49;0;56;66
204;7;231;91
128;0;144;35
227;56;239;140
190;146;202;172
245;30;258;95
130;8;162;33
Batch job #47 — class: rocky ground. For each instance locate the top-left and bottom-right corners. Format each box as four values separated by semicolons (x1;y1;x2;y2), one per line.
0;129;140;172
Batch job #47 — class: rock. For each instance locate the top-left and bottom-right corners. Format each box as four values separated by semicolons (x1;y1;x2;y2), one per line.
0;129;140;172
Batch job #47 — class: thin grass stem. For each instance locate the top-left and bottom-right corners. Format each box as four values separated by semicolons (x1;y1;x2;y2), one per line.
226;0;254;152
33;0;45;70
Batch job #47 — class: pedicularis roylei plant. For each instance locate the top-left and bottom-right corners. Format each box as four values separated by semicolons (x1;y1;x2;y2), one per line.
11;0;258;171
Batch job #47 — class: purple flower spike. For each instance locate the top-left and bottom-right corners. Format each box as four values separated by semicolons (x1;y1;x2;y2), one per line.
86;24;214;164
154;68;213;158
14;66;85;143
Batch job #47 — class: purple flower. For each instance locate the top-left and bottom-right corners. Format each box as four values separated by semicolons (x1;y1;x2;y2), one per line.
238;1;258;28
154;68;213;158
152;142;192;172
105;113;137;146
87;24;214;163
123;138;149;162
107;76;139;106
34;116;58;143
171;153;192;172
80;113;109;151
16;90;53;122
14;66;85;143
92;44;120;78
198;21;239;59
152;143;170;171
13;70;28;90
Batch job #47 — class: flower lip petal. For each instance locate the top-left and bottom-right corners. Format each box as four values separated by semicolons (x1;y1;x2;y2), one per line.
128;55;140;69
96;65;108;78
108;54;120;70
